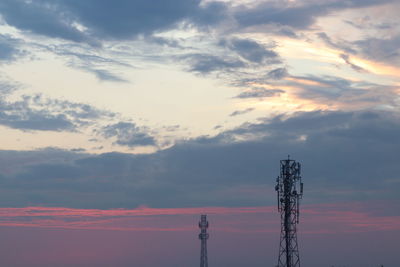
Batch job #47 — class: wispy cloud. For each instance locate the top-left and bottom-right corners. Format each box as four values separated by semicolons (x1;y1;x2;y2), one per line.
0;203;398;233
229;108;254;117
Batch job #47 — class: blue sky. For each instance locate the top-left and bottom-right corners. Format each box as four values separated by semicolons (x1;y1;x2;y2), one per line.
0;0;399;266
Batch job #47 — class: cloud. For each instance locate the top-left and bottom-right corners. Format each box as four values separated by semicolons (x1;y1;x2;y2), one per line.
0;94;115;132
0;0;88;43
0;34;25;62
229;108;254;117
267;68;288;80
0;0;392;45
234;2;322;30
234;0;393;30
235;88;284;99
317;32;357;54
0;0;229;43
0;112;74;131
60;0;203;39
221;38;279;64
91;69;128;82
0;36;17;61
15;163;83;181
317;31;400;67
101;122;156;147
181;53;246;74
177;39;282;79
344;16;396;31
286;75;399;108
190;1;228;27
1;110;400;209
45;44;132;82
0;97;75;131
177;38;283;84
0;203;398;233
234;71;397;109
355;35;400;64
339;54;366;72
0;80;18;95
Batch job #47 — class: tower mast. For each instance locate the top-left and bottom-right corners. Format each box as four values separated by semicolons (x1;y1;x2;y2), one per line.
199;214;209;267
275;156;304;267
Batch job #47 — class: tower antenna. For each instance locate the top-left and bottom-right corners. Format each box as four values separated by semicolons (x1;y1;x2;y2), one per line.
275;157;304;267
199;214;209;267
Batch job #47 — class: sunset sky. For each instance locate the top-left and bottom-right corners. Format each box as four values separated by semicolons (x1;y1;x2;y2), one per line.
0;0;399;266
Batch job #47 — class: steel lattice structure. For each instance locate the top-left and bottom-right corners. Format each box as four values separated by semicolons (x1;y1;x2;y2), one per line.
275;157;304;267
199;214;209;267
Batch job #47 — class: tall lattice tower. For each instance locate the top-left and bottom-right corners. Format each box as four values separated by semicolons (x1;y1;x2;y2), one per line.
275;156;304;267
199;214;209;267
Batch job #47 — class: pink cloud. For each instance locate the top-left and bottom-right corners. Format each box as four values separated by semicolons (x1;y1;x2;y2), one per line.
0;202;398;234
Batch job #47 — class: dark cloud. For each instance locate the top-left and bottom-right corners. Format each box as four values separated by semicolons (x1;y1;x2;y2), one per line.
0;148;87;176
162;125;181;132
316;28;400;81
344;16;396;30
235;88;284;99
0;34;25;62
0;112;74;131
355;35;400;64
0;94;115;131
145;36;183;48
91;69;128;82
61;0;201;39
0;36;17;61
1;110;400;209
221;38;279;64
101;122;156;147
287;75;398;107
0;0;229;42
0;81;18;95
178;39;282;80
70;148;86;153
267;68;288;80
0;97;74;131
190;1;228;27
181;53;246;74
15;163;83;181
45;45;131;82
316;32;357;54
317;20;399;66
234;0;393;30
0;0;88;42
276;26;298;38
339;54;366;72
0;0;393;51
235;3;323;30
229;108;254;117
50;46;132;68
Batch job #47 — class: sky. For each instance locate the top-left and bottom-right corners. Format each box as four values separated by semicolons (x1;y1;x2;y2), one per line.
0;0;399;266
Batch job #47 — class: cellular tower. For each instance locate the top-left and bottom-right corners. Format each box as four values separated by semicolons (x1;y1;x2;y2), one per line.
199;214;209;267
275;156;304;267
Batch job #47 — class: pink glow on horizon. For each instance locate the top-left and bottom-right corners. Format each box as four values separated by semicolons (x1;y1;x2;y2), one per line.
0;205;274;217
0;202;398;234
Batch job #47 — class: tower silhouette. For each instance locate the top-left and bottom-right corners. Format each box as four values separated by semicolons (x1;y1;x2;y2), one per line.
275;157;304;267
199;214;209;267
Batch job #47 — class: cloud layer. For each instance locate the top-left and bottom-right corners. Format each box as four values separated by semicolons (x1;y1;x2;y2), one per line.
0;110;398;209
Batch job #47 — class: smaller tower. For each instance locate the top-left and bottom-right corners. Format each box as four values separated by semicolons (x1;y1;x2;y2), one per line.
199;214;209;267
